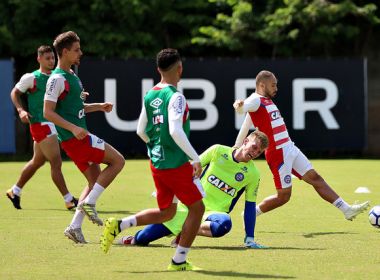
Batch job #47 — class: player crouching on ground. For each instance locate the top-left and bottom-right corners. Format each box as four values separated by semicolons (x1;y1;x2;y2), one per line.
111;130;269;249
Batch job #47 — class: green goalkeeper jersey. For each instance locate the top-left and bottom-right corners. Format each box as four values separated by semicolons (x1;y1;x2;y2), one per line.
163;144;260;234
200;144;260;213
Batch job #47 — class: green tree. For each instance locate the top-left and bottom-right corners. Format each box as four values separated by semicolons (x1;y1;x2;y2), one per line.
192;0;380;57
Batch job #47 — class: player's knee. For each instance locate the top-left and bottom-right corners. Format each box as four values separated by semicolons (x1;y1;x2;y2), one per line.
210;219;232;238
113;154;125;172
134;230;150;246
161;206;177;221
31;159;45;169
277;192;291;205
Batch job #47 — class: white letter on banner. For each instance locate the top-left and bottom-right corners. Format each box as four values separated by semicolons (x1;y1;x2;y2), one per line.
234;79;255;130
104;78;153;131
178;79;218;130
293;78;339;130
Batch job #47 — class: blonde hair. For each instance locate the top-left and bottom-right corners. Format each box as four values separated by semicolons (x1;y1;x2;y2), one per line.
247;129;269;150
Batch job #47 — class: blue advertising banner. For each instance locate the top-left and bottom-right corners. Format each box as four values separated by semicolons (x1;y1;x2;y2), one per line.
0;60;15;153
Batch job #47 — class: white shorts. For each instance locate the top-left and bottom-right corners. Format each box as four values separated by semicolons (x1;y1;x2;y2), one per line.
265;142;313;189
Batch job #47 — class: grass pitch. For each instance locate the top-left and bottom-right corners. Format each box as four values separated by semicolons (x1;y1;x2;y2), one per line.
0;159;379;279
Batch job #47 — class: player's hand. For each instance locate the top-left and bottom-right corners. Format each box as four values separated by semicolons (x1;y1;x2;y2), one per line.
18;109;32;124
81;91;90;101
101;102;113;113
72;126;88;140
233;100;244;110
244;237;269;249
192;162;202;179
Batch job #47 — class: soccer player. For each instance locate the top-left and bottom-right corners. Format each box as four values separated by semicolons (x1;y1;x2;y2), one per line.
6;45;77;210
233;70;369;220
117;130;269;249
44;31;125;243
100;48;205;271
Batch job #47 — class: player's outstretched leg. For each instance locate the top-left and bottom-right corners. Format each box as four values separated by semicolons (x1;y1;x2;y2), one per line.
344;201;370;221
100;217;121;253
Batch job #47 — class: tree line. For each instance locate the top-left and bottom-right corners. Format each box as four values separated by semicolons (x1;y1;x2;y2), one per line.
1;0;379;76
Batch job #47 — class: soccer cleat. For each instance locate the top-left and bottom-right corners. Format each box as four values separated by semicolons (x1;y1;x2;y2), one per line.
244;236;269;249
78;202;103;226
167;261;202;271
117;235;135;245
65;197;78;210
6;189;21;209
100;217;121;253
64;226;87;244
344;201;370;221
245;241;269;249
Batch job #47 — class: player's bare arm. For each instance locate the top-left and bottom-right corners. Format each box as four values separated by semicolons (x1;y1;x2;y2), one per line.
44;100;88;140
84;102;113;113
10;88;32;123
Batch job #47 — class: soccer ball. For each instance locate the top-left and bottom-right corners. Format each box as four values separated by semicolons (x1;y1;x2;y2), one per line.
368;206;380;228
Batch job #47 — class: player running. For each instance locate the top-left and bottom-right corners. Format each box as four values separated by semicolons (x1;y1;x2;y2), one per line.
44;31;125;243
233;70;369;220
116;130;269;249
7;45;77;210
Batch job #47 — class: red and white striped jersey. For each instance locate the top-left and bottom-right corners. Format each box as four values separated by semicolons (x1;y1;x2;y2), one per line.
242;93;291;152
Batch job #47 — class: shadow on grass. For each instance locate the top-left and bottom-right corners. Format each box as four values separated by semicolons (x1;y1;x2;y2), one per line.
122;269;295;278
113;244;324;251
191;246;324;251
21;208;134;216
97;210;134;215
302;231;357;238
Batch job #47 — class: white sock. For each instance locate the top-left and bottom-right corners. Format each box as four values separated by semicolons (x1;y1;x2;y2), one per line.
12;185;22;196
63;193;73;203
120;216;137;231
84;183;105;204
70;208;85;228
172;245;190;264
333;197;350;213
256;205;263;217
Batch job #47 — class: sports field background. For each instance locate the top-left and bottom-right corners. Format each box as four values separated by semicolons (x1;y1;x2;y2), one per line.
0;159;379;279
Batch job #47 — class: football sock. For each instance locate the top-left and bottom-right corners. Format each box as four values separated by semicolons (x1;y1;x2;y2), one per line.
172;245;190;264
70;208;85;228
63;193;74;203
84;183;105;204
333;197;350;213
120;215;137;231
12;185;22;196
256;206;263;217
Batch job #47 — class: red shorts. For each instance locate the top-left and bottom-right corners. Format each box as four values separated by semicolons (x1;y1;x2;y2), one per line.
29;122;57;143
150;161;204;209
61;134;105;172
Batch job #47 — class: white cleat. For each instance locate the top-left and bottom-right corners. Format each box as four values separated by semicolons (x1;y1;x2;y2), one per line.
344;201;370;221
64;226;87;244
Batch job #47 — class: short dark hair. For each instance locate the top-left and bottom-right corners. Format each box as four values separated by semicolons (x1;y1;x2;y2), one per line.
53;31;80;57
156;48;181;71
37;45;53;56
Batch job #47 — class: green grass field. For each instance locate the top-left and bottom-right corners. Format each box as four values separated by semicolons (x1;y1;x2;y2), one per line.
0;159;379;279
